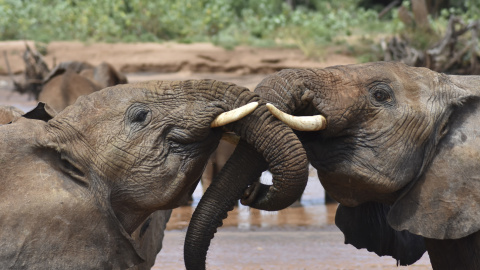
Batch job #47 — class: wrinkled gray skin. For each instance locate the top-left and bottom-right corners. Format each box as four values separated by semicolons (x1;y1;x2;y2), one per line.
252;62;480;269
0;105;23;124
34;61;163;270
38;61;128;112
0;79;307;269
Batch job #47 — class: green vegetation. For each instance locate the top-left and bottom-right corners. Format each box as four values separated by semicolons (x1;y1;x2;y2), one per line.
0;0;479;62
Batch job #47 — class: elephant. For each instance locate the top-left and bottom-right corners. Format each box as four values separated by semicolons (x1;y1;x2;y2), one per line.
225;61;480;269
0;79;308;269
38;61;128;112
35;61;165;269
0;105;24;124
1;105;167;270
46;61;128;89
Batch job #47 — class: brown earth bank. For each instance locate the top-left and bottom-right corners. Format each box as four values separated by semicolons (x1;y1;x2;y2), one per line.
0;40;356;76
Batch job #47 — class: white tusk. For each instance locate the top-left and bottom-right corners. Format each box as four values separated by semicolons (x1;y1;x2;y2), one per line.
266;103;327;131
211;102;259;128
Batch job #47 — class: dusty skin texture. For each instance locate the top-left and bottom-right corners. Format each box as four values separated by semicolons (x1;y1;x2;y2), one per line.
0;41;433;269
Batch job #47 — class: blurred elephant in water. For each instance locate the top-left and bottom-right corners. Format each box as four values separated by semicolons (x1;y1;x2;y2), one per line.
233;61;480;270
38;61;128;112
0;79;308;269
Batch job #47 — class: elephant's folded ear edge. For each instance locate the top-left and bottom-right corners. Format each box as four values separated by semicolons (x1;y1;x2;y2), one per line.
23;102;57;122
336;202;426;266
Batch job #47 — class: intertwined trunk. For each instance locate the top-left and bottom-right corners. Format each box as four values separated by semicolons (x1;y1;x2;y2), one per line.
184;80;309;269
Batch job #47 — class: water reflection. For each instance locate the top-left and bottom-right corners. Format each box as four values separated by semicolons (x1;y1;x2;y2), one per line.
167;203;338;231
166;169;338;231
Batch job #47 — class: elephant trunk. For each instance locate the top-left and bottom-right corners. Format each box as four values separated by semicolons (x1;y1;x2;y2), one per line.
238;68;323;205
184;141;265;270
184;84;309;269
254;68;319;115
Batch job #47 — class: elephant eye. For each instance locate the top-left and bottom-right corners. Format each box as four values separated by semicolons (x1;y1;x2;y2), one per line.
125;104;152;133
133;110;149;123
369;83;394;106
374;90;389;102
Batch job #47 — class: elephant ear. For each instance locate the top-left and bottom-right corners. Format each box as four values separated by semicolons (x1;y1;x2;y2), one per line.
336;202;426;266
389;99;480;239
23;102;57;121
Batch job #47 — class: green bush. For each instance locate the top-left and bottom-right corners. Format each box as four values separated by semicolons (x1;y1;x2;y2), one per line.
0;0;385;44
1;0;477;61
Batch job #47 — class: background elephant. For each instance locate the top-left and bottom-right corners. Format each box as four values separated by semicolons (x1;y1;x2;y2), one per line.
38;61;128;112
200;139;236;193
0;79;307;269
246;62;480;269
10;45;127;103
0;105;23;124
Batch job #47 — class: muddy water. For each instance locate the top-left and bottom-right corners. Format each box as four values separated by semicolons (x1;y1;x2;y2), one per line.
168;170;336;231
0;73;432;269
155;172;432;270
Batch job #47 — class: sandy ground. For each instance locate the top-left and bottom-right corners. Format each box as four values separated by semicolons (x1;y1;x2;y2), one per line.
0;41;432;269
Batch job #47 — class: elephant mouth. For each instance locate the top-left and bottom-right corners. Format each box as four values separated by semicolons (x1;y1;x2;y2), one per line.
59;153;88;187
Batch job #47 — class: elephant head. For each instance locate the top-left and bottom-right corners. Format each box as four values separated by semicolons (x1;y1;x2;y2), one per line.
44;60;128;89
78;62;128;88
38;61;127;112
0;79;307;269
249;62;480;265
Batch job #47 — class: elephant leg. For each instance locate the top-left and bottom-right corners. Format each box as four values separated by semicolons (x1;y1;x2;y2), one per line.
425;230;480;270
201;153;216;193
201;140;236;193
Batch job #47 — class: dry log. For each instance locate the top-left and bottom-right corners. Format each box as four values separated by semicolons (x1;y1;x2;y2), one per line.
383;16;480;75
12;44;50;99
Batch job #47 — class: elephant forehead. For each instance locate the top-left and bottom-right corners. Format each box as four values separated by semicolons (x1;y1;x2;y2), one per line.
52;85;156;128
58;80;205;117
324;62;439;109
327;61;433;83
